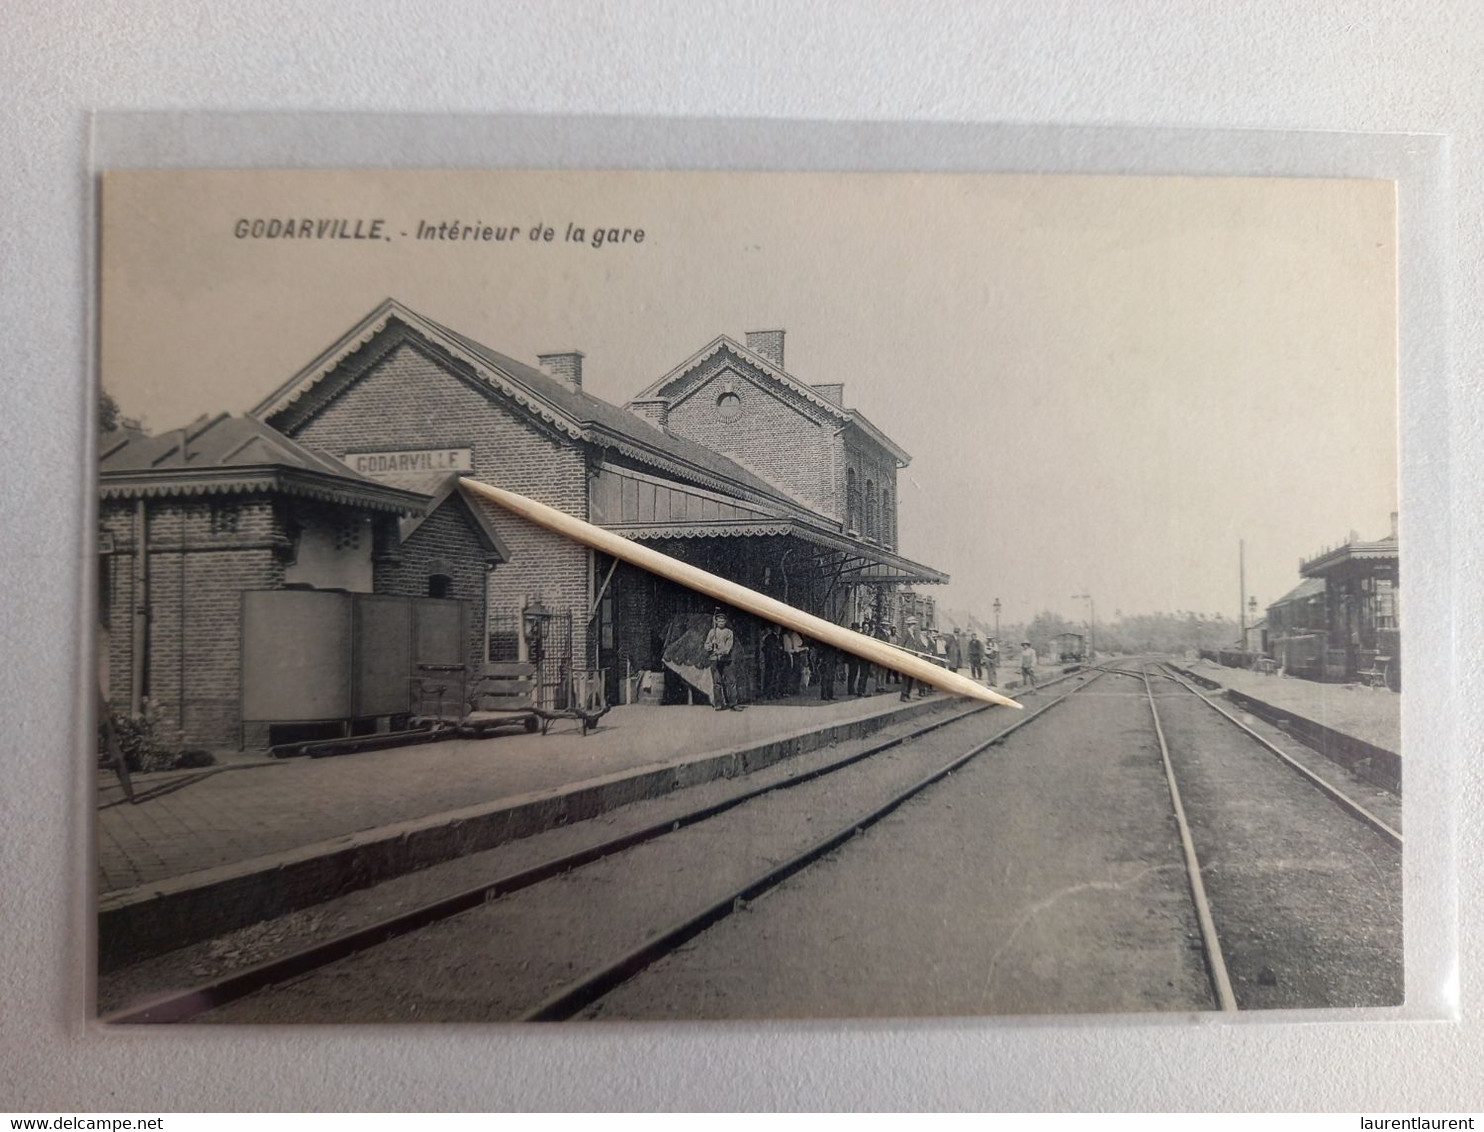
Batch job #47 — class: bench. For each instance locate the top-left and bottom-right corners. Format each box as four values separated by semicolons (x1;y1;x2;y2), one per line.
1358;655;1393;690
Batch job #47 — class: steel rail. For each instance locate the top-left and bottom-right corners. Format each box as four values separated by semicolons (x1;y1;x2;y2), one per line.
1137;665;1238;1013
1156;664;1402;848
104;667;1096;1025
520;668;1113;1021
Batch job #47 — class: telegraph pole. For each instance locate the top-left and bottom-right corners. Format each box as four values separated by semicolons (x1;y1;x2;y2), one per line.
1239;539;1247;648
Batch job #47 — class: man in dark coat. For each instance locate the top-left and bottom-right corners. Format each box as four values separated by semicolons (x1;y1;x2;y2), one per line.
760;624;784;699
968;632;985;680
945;630;964;673
818;638;838;701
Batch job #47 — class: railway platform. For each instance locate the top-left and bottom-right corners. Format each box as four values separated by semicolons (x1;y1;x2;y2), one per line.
1185;657;1400;754
97;688;960;968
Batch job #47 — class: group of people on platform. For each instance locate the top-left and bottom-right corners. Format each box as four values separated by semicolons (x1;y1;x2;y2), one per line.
701;608;1007;712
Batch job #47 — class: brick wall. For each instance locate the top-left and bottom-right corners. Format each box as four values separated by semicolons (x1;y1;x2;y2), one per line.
628;401;667;430
374;496;490;672
278;338;593;666
99;494;284;749
843;439;899;550
663;352;836;517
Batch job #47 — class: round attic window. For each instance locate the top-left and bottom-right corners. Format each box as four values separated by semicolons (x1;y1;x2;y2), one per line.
715;391;743;421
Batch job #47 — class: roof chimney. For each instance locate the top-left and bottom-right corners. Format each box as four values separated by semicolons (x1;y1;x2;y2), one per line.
745;329;785;369
1390;511;1398;538
538;351;585;392
813;382;844;407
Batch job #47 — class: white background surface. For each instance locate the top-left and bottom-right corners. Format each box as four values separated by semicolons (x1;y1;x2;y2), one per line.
2;1;1478;1111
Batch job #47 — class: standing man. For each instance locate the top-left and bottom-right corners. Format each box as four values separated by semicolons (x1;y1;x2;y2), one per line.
968;632;984;681
706;610;743;711
818;637;839;701
946;629;964;674
1019;639;1038;689
845;622;867;697
871;618;895;688
986;637;1000;684
781;626;806;695
900;616;925;702
760;624;784;700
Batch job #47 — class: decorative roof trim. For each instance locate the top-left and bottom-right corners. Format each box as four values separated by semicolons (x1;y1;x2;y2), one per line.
614;522;797;540
1300;539;1400;576
99;465;428;514
613;516;949;584
251;299;586;443
253;302;809;507
628;335;852;422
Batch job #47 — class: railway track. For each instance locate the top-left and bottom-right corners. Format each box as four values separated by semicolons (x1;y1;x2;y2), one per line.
105;664;1106;1024
109;656;1398;1022
1123;661;1402;1012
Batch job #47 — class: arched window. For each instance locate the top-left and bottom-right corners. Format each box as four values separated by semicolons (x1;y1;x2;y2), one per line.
846;469;860;532
865;479;877;541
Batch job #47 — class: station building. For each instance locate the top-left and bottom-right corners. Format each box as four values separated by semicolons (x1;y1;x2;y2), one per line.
252;299;948;709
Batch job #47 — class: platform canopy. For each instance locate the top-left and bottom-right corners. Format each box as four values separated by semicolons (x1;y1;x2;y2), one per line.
590;462;947;586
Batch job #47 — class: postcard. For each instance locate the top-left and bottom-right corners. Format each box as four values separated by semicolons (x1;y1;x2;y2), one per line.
94;168;1400;1022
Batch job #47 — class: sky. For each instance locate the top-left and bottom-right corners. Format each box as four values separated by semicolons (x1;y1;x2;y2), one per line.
100;169;1398;628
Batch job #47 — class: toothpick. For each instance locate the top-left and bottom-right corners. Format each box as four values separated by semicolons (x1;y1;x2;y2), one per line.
462;478;1023;710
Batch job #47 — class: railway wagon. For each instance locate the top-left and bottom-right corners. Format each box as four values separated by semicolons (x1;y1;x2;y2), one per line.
1054;631;1087;664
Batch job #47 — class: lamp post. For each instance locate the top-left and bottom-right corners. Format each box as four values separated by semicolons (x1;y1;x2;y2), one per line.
1072;594;1094;659
993;597;1001;644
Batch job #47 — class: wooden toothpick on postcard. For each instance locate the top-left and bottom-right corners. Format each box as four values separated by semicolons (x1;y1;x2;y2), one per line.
461;477;1024;710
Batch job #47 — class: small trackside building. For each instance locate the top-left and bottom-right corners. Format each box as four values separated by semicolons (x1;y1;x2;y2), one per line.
98;413;504;749
1265;519;1400;686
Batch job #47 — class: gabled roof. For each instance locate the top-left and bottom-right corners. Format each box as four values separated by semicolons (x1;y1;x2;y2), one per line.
630;334;850;418
627;334;913;467
397;474;512;561
250;299;826;523
1269;577;1327;607
98;413;427;514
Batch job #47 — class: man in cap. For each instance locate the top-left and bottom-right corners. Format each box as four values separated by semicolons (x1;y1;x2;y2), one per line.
1019;639;1038;689
705;609;743;711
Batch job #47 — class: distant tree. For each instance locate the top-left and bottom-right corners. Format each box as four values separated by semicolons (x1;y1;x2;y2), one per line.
99;390;120;432
1024;610;1075;654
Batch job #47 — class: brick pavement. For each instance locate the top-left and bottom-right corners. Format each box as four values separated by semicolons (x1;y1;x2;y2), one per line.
1188;658;1400;753
96;691;947;895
